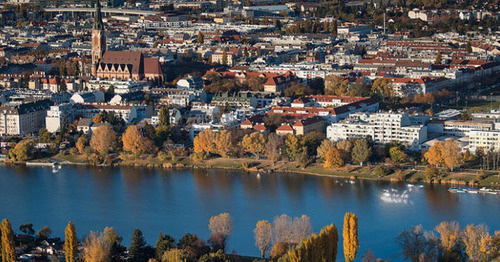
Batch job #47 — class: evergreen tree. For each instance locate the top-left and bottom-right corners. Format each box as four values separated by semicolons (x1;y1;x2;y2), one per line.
64;221;78;262
197;31;204;44
129;229;147;262
159;106;170;128
222;49;228;65
466;42;472;53
155;232;175;260
435;51;442;65
343;212;359;262
1;219;16;262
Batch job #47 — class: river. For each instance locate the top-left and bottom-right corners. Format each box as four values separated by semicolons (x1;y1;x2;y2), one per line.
0;165;498;260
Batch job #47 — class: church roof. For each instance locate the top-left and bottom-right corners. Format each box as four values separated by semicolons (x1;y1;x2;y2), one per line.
100;51;142;74
93;0;104;30
143;57;163;76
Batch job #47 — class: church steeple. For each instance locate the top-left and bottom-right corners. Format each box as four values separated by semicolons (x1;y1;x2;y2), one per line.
91;0;106;77
93;0;104;30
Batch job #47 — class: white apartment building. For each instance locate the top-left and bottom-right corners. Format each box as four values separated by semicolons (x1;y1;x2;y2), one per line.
469;130;500;152
326;112;428;150
443;120;495;137
86;79;148;94
45;103;75;133
0;99;51;136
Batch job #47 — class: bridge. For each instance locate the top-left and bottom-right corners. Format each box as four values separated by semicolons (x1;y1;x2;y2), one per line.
44;7;161;16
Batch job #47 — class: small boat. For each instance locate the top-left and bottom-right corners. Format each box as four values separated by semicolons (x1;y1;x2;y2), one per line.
256;173;261;179
467;188;479;194
456;188;466;193
407;184;415;188
479;187;492;193
448;187;458;192
349;180;355;184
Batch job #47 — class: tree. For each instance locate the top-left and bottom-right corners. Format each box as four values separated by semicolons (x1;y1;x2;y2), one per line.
129;229;151;262
286;223;338;262
90;125;117;157
76;135;88;154
325;148;343;168
325;75;348;95
396;225;436;262
19;223;35;235
221;49;228;65
64;221;78;262
424;141;444;167
462;224;494;262
263;114;285;131
193;129;216;160
241;132;266;158
60;59;67;76
442;140;462;171
9;139;34;161
351;139;371;165
103;227;122;245
265;133;282;162
161;249;187;262
159;107;170;128
465;42;472;53
273;214;293;245
336;140;353;161
122;125;143;155
208;213;233;251
435;51;442;65
93;114;103;123
389;146;407;163
214;130;232;158
317;139;336;162
197;31;204;44
270;242;289;260
156;232;176;261
1;219;16;262
283;135;300;161
254;220;272;258
371;78;393;98
36;225;52;240
292;215;313;244
373;164;389;177
343;212;359;262
284;83;313;99
435;221;460;256
82;231;111;262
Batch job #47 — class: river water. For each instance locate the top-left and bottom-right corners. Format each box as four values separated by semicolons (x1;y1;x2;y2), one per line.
0;165;498;260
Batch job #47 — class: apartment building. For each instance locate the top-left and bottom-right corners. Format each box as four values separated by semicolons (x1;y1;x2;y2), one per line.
326;112;428;150
469;130;500;152
45;103;75;133
0;99;52;136
443;120;495;137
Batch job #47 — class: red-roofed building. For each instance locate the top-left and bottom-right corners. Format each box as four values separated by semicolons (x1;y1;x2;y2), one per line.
276;124;294;136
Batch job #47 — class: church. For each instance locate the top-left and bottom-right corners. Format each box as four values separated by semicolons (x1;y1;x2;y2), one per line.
91;0;164;82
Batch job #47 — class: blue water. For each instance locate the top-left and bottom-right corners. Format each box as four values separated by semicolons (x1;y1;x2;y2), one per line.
0;165;498;260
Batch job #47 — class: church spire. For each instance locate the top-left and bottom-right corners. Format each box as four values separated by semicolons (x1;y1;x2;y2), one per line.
93;0;104;30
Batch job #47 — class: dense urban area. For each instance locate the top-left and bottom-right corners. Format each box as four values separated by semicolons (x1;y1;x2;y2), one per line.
0;0;499;260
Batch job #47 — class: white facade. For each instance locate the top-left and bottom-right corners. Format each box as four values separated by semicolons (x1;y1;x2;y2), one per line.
86;79;148;94
469;130;500;152
45;103;75;133
326;112;428;150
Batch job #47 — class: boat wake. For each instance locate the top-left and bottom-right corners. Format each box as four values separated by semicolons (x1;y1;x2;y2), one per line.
380;184;422;205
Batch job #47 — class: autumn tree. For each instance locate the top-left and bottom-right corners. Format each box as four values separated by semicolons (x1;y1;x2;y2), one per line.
371;78;393;99
283;135;300;161
221;49;228;65
462;224;494;262
90;125;117;157
193;129;216;160
155;232;176;261
254;220;272;258
317;139;336;162
64;221;78;262
162;249;187;262
93;114;103;123
325;148;343;168
103;227;122;245
390;146;407;163
325;75;348;95
76;135;88;154
336;140;353;162
208;213;233;251
435;221;461;257
158;106;170;128
241;132;266;158
351;139;371;165
82;231;111;262
197;31;204;44
122;125;143;155
424;141;445;167
1;219;16;262
435;51;442;64
343;212;359;262
442;140;462;171
265;133;283;162
286;223;339;262
9;139;35;161
214;130;232;158
37;225;52;240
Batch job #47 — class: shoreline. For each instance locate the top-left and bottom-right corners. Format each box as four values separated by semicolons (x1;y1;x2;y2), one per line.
3;156;499;188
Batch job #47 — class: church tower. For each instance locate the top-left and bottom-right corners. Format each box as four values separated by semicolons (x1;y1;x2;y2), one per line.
92;0;106;77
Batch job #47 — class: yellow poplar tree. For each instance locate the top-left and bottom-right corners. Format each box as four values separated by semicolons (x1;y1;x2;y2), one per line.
193;129;216;159
1;219;16;262
343;212;359;262
442;140;463;171
122;125;143;155
435;221;460;255
64;221;78;262
324;148;343;168
254;220;272;258
424;141;445;167
241;132;266;158
214;130;232;158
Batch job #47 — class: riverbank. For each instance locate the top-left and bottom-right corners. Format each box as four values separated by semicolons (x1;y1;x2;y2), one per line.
32;153;500;188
